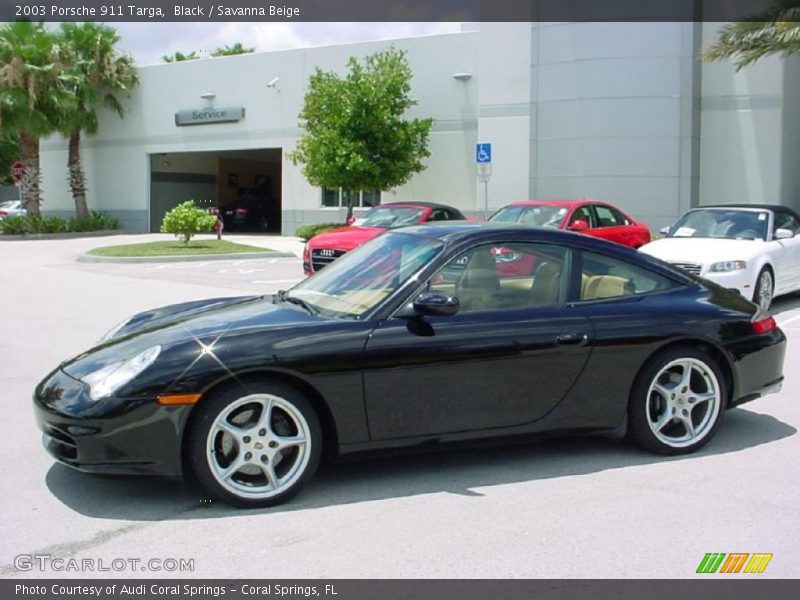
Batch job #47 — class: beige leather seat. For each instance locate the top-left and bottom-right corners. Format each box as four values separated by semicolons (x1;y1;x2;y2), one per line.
530;261;561;305
455;249;500;311
583;275;630;300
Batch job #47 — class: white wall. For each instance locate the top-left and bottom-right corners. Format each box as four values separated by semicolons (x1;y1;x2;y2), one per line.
699;23;785;207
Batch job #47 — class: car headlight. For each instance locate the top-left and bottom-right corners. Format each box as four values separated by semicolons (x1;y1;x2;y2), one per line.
98;317;132;343
82;345;161;400
709;260;747;273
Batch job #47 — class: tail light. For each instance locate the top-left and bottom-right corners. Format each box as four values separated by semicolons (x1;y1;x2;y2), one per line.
303;244;310;264
752;316;777;335
235;208;250;215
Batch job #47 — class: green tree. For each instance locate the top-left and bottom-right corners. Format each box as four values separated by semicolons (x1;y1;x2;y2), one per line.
161;200;217;244
0;130;19;186
162;50;200;63
212;43;255;57
57;23;138;219
0;21;75;214
288;46;434;221
701;0;800;70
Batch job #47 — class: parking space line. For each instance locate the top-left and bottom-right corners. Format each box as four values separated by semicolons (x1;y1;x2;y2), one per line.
778;314;800;327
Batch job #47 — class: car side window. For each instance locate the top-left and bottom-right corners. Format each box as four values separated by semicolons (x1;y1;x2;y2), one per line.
578;251;677;301
569;206;594;228
593;205;627;227
773;211;800;235
429;243;568;313
428;209;450;222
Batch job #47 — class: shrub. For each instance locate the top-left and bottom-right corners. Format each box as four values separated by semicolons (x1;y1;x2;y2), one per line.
295;222;342;241
0;212;121;235
160;200;217;244
0;215;28;235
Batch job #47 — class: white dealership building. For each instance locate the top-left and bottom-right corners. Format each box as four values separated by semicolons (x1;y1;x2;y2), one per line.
37;22;800;234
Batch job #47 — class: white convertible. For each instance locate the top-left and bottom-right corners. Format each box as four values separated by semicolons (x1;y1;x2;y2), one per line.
640;205;800;309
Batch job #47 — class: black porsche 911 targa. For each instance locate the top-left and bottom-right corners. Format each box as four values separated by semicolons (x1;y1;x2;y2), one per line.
34;223;786;507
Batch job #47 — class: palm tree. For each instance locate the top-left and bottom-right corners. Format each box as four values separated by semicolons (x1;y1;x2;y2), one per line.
162;51;200;63
0;21;73;214
702;0;800;70
212;43;255;57
57;23;138;219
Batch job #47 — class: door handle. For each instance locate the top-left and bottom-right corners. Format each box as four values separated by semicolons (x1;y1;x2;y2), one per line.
555;332;588;346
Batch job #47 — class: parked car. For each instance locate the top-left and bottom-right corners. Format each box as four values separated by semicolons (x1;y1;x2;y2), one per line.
489;199;651;248
219;193;271;232
303;202;465;275
34;223;786;508
639;205;800;310
0;200;25;219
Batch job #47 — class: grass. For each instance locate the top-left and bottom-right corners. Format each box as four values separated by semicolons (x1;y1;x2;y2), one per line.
87;240;274;257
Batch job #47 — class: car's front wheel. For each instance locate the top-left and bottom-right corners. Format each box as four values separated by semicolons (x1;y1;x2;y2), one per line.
753;268;773;310
189;381;322;507
627;347;726;455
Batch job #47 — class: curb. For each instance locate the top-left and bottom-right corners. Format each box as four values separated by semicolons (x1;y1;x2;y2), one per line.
77;251;297;264
0;230;129;241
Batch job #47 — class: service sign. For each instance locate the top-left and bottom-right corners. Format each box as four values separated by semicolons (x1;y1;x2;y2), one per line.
175;106;245;126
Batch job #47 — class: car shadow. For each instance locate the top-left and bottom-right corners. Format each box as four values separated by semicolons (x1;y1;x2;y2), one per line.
45;407;795;522
772;293;800;317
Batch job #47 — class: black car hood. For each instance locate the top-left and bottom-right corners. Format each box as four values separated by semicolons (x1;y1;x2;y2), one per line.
61;295;321;381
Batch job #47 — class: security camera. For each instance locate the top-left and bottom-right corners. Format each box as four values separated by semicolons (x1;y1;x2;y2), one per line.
267;77;279;88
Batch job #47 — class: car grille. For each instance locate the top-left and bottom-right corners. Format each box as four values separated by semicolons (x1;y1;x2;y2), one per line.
669;261;703;276
311;249;347;272
42;425;78;460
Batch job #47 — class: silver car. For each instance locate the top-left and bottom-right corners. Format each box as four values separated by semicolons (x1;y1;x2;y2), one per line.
0;200;25;219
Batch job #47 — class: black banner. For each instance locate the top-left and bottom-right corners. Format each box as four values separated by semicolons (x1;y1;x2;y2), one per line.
0;0;783;23
3;580;799;600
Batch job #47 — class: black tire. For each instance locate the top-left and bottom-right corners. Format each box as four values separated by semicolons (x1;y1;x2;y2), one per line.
188;380;322;508
752;268;774;311
627;346;726;455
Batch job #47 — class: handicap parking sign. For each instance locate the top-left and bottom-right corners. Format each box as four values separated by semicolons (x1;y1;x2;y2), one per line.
476;143;492;163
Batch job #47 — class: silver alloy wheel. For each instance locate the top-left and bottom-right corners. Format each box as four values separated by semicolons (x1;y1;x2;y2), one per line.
755;270;773;310
646;358;721;448
206;393;311;499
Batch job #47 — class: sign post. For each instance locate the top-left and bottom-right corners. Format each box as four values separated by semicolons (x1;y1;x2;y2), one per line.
11;161;24;184
476;143;492;219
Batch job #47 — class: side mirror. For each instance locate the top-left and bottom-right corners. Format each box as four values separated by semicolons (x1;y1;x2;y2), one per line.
568;219;589;232
413;291;460;317
775;228;794;240
659;226;671;236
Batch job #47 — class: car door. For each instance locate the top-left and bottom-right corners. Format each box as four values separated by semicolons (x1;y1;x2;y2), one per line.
589;204;637;247
770;210;800;292
362;241;593;440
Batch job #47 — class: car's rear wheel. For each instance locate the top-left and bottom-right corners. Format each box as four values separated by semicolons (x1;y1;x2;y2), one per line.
189;381;322;507
753;268;773;310
627;347;726;455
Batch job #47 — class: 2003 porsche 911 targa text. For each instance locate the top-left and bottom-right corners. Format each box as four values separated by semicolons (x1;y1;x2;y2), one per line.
34;224;786;507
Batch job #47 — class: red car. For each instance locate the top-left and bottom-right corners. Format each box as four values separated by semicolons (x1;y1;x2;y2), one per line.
303;202;466;275
489;199;651;248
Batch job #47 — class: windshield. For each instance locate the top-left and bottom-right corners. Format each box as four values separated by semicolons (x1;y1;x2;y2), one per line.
352;206;426;228
668;209;770;241
489;204;567;228
287;232;444;318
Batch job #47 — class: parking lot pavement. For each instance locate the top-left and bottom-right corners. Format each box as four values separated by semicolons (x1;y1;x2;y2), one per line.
1;235;799;579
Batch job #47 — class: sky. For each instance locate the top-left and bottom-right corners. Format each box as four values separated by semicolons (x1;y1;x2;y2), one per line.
113;23;464;66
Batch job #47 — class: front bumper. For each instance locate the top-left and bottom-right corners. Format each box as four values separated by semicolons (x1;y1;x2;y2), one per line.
33;368;192;477
703;269;754;299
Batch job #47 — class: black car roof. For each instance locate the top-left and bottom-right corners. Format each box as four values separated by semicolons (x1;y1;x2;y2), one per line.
392;222;694;284
383;201;462;211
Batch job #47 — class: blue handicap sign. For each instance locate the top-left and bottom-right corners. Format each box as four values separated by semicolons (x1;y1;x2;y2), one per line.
476;143;492;163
